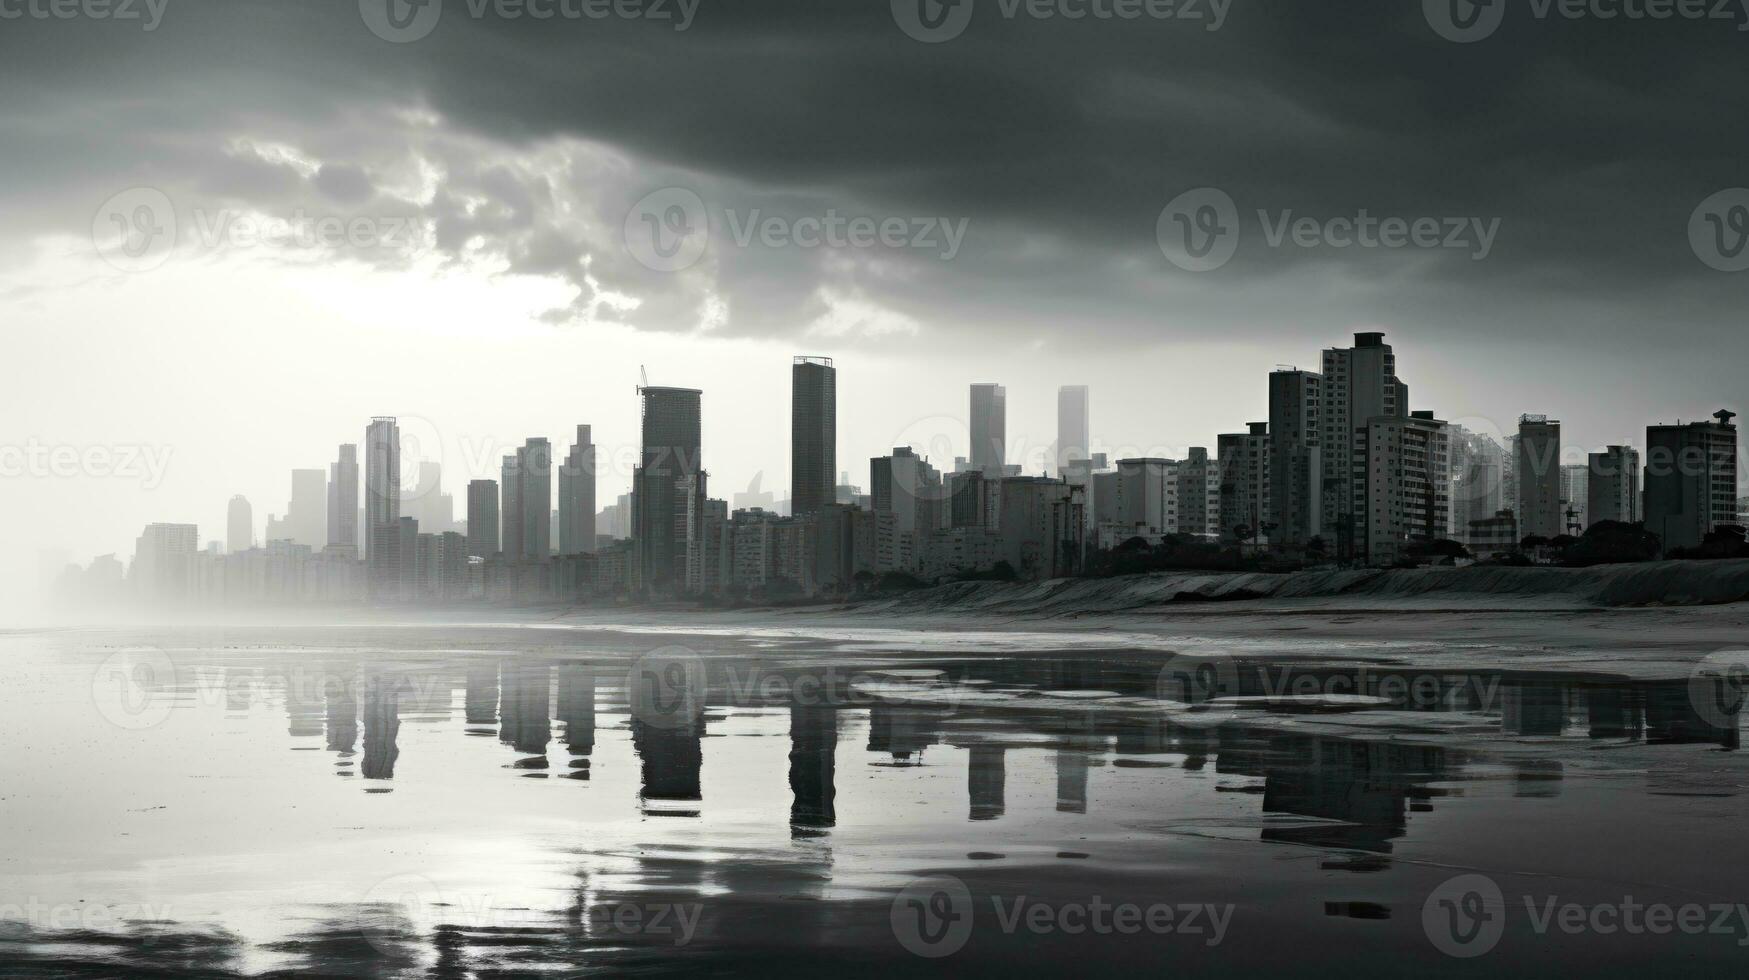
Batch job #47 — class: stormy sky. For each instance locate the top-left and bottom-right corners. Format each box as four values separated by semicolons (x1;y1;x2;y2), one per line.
2;0;1745;603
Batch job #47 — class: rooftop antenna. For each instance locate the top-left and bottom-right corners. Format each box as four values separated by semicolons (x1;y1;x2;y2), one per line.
639;364;648;392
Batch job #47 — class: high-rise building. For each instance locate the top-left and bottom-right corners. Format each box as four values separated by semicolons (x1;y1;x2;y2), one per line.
403;461;453;534
1354;411;1450;566
632;386;704;592
364;418;400;557
133;523;198;598
517;438;552;560
1320;333;1407;559
1587;446;1641;528
226;496;252;554
1559;464;1589;536
996;476;1085;580
558;425;597;555
327;444;358;552
288;468;327;548
1516;415;1563;539
1171;447;1221;538
1644;410;1739;551
1267;369;1322;550
870;446;945;537
969;383;1007;476
1056;385;1089;474
1092;457;1174;537
467;479;500;558
1218;422;1271;545
500;452;523;560
791;356;837;517
1448;427;1504;545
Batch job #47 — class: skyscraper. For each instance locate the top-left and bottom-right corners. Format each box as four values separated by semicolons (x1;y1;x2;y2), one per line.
1056;385;1089;473
632;386;703;592
1644;410;1739;551
1267;369;1322;549
1587;446;1641;526
1354;411;1450;566
365;418;400;574
1320;333;1407;559
791;356;836;517
467;479;500;559
227;495;252;554
559;425;598;555
500;452;522;560
1217;422;1270;544
327;444;358;553
1559;464;1589;536
288;468;327;548
518;437;553;559
969;383;1006;476
1516;415;1563;539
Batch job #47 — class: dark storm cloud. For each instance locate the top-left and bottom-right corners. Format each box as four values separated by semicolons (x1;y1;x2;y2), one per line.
2;0;1745;345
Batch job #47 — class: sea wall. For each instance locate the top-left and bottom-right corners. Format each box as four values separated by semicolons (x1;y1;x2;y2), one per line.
851;560;1749;615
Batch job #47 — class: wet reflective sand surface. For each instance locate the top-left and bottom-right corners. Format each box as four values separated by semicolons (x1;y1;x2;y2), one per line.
4;618;1749;977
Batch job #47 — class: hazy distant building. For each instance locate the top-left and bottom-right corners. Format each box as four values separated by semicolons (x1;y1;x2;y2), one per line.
1355;411;1450;566
467;479;500;558
969;383;1007;476
1320;333;1407;559
1218;422;1271;544
1056;385;1089;473
404;461;453;534
133;522;198;598
1644;410;1739;551
1587;446;1641;527
1449;427;1505;544
1559;464;1589;536
327;444;358;552
500;452;522;560
1516;415;1563;539
365;417;400;581
1267;369;1322;550
288;468;327;548
871;446;945;537
791;356;837;517
632;386;704;592
517;438;552;560
558;425;597;554
227;495;252;554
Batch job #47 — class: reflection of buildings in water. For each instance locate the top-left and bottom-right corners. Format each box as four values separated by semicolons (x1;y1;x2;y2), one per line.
1501;681;1569;736
499;660;552;756
1220;732;1451;853
968;745;1006;821
1585;686;1640;739
1512;759;1564;798
324;663;357;755
1114;717;1170;756
556;665;596;759
1643;680;1740;749
1176;729;1214;772
627;662;706;815
866;704;941;763
788;701;836;831
1054;735;1106;814
361;672;400;780
465;664;499;727
284;665;325;738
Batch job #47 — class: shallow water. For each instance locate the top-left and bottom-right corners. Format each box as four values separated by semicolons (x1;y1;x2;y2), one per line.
3;622;1748;977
